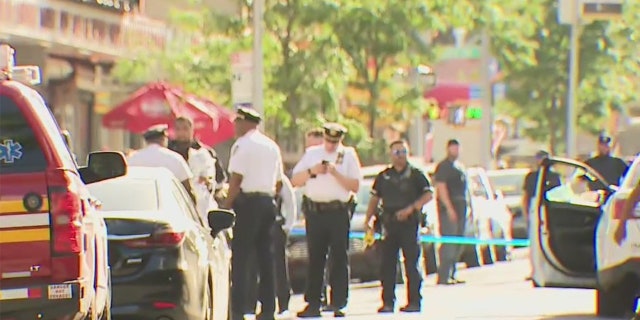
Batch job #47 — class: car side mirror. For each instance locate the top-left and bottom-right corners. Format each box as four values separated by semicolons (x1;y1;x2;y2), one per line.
208;209;235;234
79;151;127;184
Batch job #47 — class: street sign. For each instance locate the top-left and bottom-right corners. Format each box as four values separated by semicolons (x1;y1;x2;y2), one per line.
580;0;623;22
230;51;253;105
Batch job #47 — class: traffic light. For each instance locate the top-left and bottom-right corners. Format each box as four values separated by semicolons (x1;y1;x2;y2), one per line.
466;107;482;119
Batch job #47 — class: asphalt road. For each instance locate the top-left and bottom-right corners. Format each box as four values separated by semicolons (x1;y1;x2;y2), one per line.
262;250;625;320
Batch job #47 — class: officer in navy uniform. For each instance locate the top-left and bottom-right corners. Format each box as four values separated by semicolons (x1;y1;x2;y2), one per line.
291;123;362;318
585;135;629;187
365;140;433;313
223;107;285;320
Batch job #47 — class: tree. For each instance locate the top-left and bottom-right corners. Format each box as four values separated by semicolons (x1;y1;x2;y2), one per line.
332;0;445;141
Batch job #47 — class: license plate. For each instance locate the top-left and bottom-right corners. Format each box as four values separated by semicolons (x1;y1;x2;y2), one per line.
47;284;72;300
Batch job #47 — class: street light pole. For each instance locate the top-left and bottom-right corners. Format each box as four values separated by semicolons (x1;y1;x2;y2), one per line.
566;13;581;159
252;0;265;130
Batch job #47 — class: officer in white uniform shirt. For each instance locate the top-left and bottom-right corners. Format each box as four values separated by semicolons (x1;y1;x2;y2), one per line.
127;124;196;204
223;107;284;320
291;123;362;318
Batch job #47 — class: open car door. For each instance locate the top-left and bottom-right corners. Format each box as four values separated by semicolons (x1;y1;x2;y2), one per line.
531;157;614;289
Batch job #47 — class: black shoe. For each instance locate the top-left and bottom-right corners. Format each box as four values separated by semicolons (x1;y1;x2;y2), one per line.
377;305;394;313
256;313;275;320
296;305;322;318
450;278;466;284
436;277;454;285
230;312;246;320
400;304;421;313
333;308;346;317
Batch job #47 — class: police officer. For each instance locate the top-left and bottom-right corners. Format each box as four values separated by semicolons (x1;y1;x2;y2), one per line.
223;107;285;320
585;135;629;187
247;175;298;315
433;139;469;285
127;124;196;204
291;123;362;318
365;140;433;313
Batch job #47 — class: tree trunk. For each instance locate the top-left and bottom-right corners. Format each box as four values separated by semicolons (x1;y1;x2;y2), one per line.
548;96;558;155
367;86;380;138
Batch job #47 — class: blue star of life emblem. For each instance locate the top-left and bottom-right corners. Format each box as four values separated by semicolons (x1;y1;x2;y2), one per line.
0;139;23;164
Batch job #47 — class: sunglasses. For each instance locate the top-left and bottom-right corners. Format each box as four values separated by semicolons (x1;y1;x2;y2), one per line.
393;149;408;156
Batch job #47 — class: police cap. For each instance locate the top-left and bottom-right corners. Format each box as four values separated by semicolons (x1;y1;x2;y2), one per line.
236;107;262;123
598;135;612;145
323;122;347;140
143;124;168;140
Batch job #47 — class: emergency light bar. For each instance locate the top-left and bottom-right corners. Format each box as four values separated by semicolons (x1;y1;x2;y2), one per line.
0;44;42;85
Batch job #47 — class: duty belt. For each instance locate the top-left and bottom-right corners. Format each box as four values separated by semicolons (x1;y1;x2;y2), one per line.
241;191;274;198
308;200;347;212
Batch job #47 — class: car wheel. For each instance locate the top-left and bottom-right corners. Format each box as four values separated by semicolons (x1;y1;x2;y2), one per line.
597;281;637;318
422;245;438;275
461;245;481;268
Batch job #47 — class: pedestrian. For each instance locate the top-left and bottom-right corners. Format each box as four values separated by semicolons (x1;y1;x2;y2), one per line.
222;107;284;320
434;139;469;285
127;124;196;204
585;135;629;187
169;116;218;220
247;175;298;315
291;122;362;318
364;140;433;313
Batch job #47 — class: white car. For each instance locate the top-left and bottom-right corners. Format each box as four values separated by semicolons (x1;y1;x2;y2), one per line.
530;156;640;318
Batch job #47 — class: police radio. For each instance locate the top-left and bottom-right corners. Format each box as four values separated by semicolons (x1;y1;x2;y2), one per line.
0;44;42;85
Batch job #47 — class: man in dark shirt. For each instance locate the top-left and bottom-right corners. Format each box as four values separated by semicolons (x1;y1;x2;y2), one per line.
433;139;468;285
522;150;562;223
365;140;433;313
585;135;628;187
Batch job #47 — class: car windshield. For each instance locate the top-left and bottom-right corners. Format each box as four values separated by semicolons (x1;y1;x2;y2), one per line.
468;173;489;198
88;178;160;211
621;157;640;190
488;172;526;197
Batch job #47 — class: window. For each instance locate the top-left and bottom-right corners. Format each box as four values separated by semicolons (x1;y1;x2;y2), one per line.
488;173;526;197
544;163;606;207
468;174;489;198
87;179;159;211
0;95;47;174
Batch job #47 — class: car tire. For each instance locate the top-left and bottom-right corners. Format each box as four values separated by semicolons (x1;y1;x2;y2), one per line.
422;245;438;275
597;281;637;318
462;245;481;268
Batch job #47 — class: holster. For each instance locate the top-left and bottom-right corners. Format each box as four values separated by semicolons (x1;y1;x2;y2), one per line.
347;195;357;220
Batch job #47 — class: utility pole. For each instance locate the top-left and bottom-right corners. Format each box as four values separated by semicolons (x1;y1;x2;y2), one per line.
566;3;581;159
480;30;493;169
252;0;265;130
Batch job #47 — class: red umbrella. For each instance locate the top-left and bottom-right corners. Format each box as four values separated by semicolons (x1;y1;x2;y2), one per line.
424;83;474;108
102;82;235;146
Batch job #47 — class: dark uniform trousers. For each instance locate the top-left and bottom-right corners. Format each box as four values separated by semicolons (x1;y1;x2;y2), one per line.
304;205;350;309
380;213;422;306
437;199;468;281
247;224;291;313
231;193;277;318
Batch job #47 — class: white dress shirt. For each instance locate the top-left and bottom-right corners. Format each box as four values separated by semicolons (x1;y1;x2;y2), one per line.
127;144;193;182
228;129;284;194
279;176;298;231
292;144;362;202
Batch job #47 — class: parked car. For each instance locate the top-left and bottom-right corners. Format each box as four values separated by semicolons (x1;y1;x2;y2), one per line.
86;166;234;320
0;48;117;320
530;156;640;318
486;168;529;239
